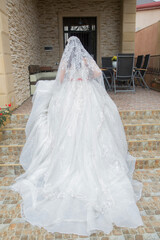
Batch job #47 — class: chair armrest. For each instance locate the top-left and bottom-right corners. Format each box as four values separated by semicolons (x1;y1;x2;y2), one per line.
135;68;147;71
101;68;107;71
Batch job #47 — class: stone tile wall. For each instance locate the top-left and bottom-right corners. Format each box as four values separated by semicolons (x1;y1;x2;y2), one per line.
37;0;121;66
6;0;41;107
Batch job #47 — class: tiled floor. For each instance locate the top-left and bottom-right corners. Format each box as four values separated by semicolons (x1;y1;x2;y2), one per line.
0;167;160;240
12;86;160;114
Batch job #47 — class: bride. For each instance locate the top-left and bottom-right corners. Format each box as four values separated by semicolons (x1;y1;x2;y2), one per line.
9;36;144;236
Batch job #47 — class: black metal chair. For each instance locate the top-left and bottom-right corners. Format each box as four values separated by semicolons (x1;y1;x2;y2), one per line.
101;57;113;91
102;57;112;68
134;54;150;89
113;53;135;94
135;55;144;69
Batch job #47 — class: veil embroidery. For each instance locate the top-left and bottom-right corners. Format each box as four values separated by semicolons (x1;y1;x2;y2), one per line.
55;36;105;88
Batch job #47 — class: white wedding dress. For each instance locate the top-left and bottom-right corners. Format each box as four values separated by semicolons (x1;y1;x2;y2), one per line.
9;36;144;236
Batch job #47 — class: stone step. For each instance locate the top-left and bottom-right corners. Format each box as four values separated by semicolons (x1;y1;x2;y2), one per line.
0;143;160;168
1;123;160;143
122;118;160;125
9;114;29;125
119;109;160;120
4;110;160;126
127;134;160;141
3;122;27;128
1;167;160;198
128;138;160;151
124;123;160;135
0;145;23;163
0;164;24;176
0;134;160;151
1;110;160;169
130;150;160;169
0;137;25;145
1;128;26;142
0;139;159;152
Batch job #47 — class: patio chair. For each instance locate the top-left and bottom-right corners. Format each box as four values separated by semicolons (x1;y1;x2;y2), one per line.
134;55;144;83
102;57;112;68
135;55;144;69
101;57;113;91
134;54;150;89
113;53;135;94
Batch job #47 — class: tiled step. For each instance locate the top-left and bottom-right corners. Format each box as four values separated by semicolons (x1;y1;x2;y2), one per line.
128;139;160;151
0;111;160;169
1;152;159;169
1;134;159;151
0;164;24;177
1;128;26;143
120;109;160;120
3;122;27;128
5;110;160;125
127;134;160;141
1;135;160;151
131;150;160;169
1;111;160;135
1;167;160;199
0;143;160;169
5;114;29;127
131;150;160;159
1;150;158;166
0;145;23;164
122;118;160;124
124;123;160;135
0;138;25;145
1;123;160;143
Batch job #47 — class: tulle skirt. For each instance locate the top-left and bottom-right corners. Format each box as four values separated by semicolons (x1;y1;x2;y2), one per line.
9;79;144;236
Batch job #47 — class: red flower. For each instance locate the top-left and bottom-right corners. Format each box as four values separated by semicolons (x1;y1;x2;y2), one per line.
0;113;2;115
0;107;1;110
5;104;7;106
8;103;11;107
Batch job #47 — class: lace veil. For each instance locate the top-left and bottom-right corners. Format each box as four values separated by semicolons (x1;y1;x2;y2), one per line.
55;36;105;88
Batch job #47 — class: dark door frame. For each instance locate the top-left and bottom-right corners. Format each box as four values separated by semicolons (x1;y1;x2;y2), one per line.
63;17;97;61
58;12;101;66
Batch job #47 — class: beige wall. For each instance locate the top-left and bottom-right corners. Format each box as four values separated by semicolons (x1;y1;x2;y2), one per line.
37;0;121;67
135;21;160;56
136;8;160;32
6;0;41;107
0;0;15;108
121;0;136;53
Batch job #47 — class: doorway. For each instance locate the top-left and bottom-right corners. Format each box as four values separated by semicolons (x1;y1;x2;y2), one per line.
63;17;97;61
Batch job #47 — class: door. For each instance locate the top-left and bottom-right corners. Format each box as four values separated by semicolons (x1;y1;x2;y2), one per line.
63;17;97;61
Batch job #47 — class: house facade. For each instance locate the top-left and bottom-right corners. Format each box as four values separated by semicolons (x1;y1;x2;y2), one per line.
0;0;137;110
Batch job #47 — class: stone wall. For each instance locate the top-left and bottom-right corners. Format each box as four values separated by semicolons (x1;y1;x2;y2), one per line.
6;0;41;107
37;0;121;67
0;0;15;108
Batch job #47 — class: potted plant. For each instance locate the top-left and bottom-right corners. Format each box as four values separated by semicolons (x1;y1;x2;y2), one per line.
112;56;117;68
0;103;12;141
